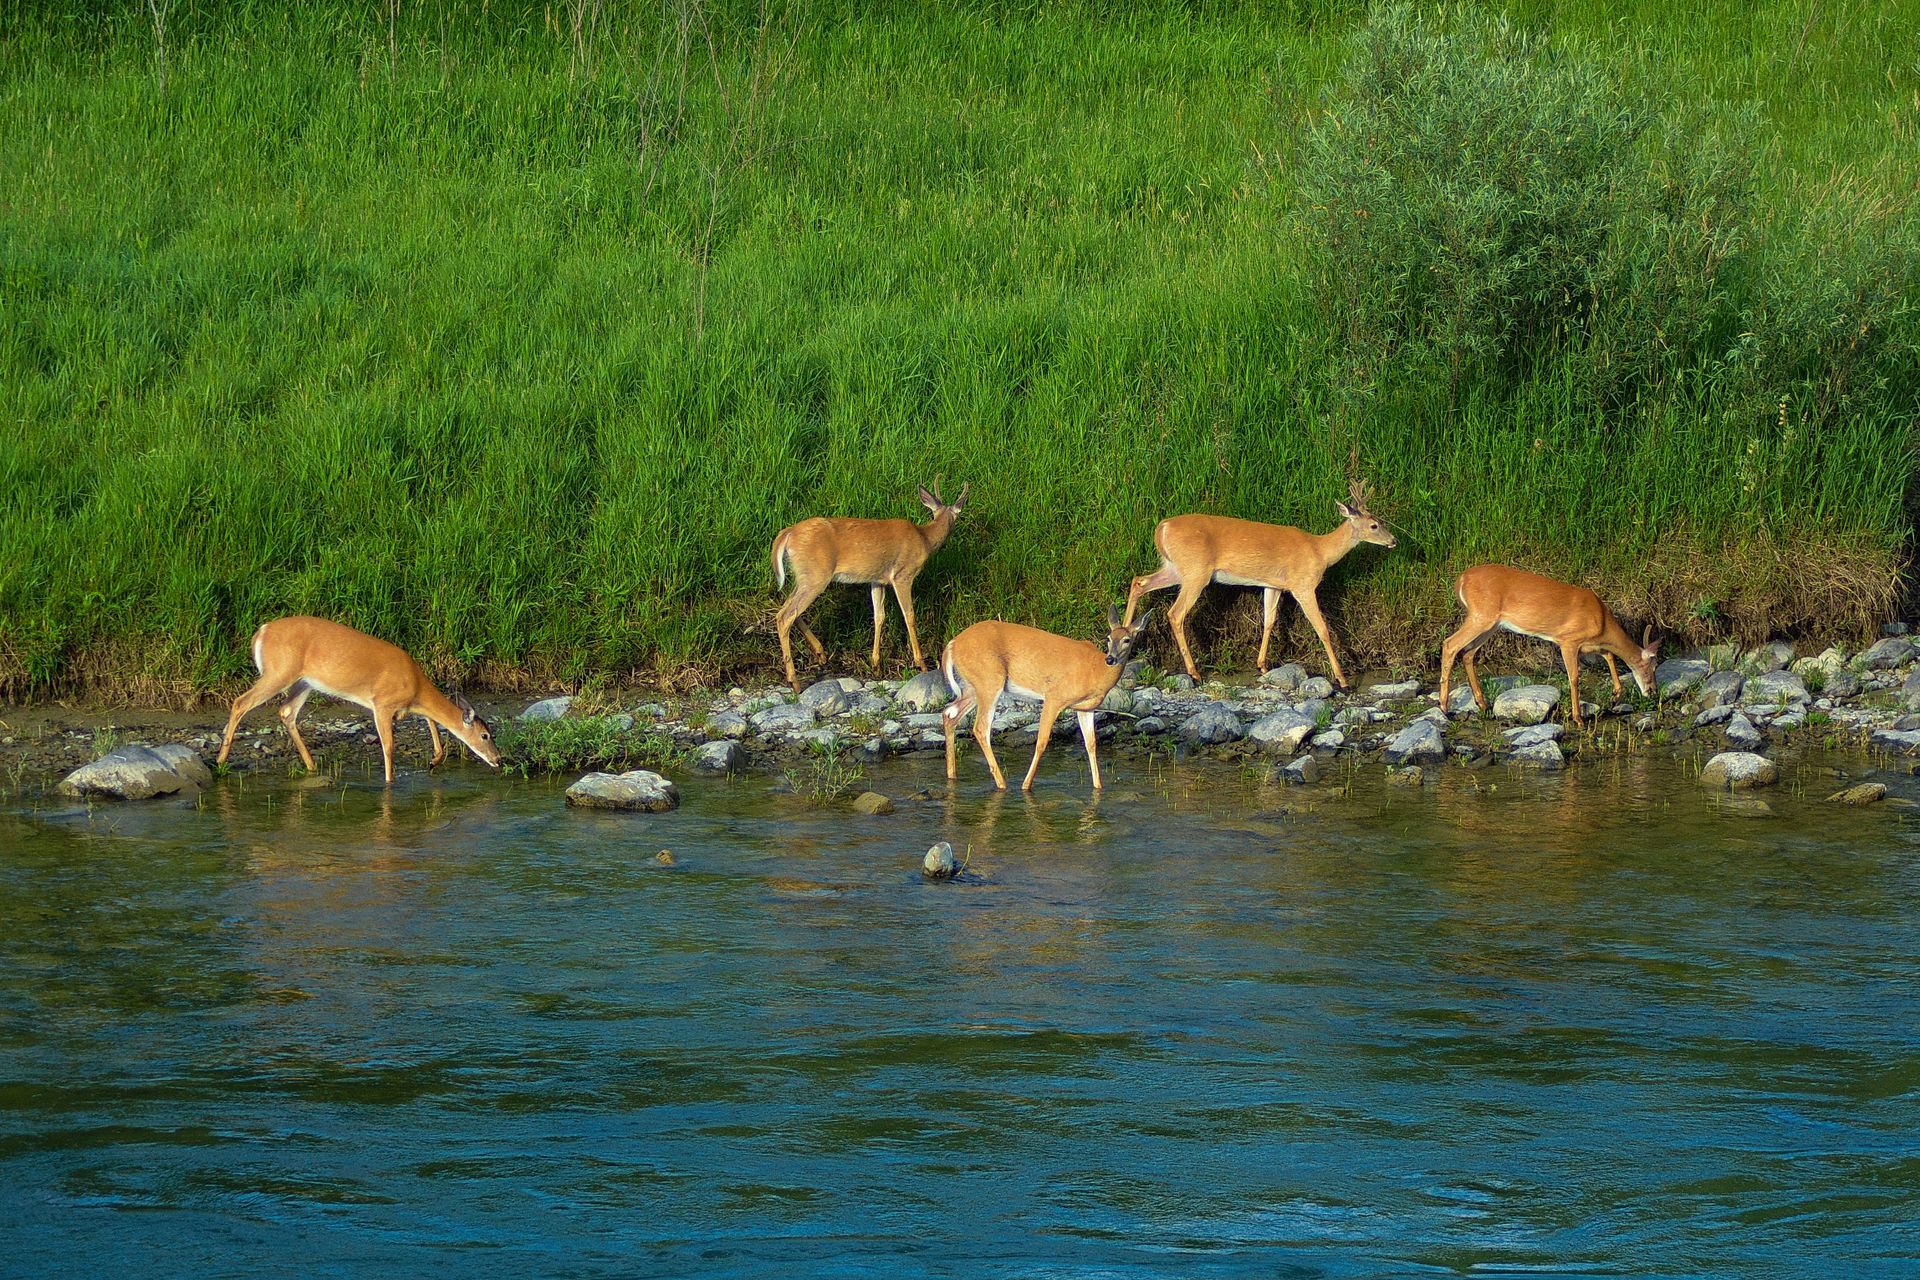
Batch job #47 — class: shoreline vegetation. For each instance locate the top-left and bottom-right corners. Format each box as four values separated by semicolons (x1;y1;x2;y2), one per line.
3;2;1918;702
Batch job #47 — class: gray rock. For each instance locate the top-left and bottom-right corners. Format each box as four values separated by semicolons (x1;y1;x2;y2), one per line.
1309;728;1346;751
1655;658;1710;697
788;727;844;749
1364;679;1421;701
1870;728;1920;755
851;791;894;815
57;744;211;800
1337;706;1389;725
1894;715;1920;732
1503;723;1564;748
1699;752;1776;790
858;737;891;761
1295;698;1332;725
1509;739;1565;770
1722;713;1764;752
1299;676;1336;701
1827;782;1888;805
1695;704;1736;727
798;679;853;715
692;740;745;773
1261;663;1308;692
1278;754;1321;785
1741;671;1808;707
1135;716;1168;735
1382;719;1446;766
605;713;636;732
520;696;573;723
1178;705;1245;745
1492;684;1562;724
565;770;680;812
1166;674;1196;691
1903;670;1920;711
1886;622;1912;637
751;702;819;733
707;710;749;739
1444;685;1482;716
1699;671;1745;709
1248;708;1317;754
923;841;957;879
902;712;946;731
1387;765;1424;786
1856;637;1914;670
1822;669;1862;700
1742;641;1796;673
895;670;953;712
1770;710;1805;734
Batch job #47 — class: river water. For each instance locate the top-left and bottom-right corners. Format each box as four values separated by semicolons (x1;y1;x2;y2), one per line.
3;754;1918;1277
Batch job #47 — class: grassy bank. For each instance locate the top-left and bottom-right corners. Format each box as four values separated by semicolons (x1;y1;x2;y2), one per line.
3;2;1916;700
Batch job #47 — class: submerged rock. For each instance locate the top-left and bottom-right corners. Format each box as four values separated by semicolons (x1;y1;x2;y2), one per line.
1382;719;1446;766
1247;708;1316;754
57;744;211;801
1492;684;1561;724
565;770;680;812
1699;752;1777;790
1387;765;1424;786
851;790;894;815
519;696;573;722
1178;705;1245;745
923;840;957;879
1827;782;1888;806
692;740;745;774
1278;754;1320;785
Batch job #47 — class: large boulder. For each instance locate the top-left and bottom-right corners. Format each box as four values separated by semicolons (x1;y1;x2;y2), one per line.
1699;752;1777;790
1856;637;1914;670
750;702;818;733
1492;684;1561;724
1382;719;1446;766
1740;671;1808;708
519;696;573;723
1247;708;1317;754
1509;739;1565;770
894;670;953;711
1698;671;1745;709
1655;658;1710;697
1260;663;1308;692
565;770;680;812
1503;723;1564;749
57;744;211;800
692;740;746;774
1179;705;1245;745
798;679;854;716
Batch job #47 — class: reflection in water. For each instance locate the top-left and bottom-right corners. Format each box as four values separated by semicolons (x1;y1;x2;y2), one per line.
2;754;1919;1277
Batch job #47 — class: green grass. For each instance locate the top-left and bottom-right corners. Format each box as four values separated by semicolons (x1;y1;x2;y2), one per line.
1;2;1916;697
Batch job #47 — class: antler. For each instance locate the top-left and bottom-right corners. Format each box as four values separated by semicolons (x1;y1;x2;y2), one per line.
1347;475;1373;513
930;473;945;505
954;481;969;508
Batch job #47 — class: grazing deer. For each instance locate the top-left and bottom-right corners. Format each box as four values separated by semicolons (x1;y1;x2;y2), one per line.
217;616;501;784
1123;479;1395;688
771;480;968;691
1437;564;1661;729
941;606;1152;792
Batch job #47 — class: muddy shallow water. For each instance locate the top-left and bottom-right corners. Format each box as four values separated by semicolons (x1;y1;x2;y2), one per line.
4;754;1919;1277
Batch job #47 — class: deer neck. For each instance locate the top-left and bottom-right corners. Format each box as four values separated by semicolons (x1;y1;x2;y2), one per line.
918;510;954;554
1309;521;1362;575
414;685;484;750
1596;613;1642;663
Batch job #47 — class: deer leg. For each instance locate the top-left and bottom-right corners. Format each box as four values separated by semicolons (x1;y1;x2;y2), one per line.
1077;710;1102;791
1257;587;1282;672
1438;622;1488;714
426;715;445;768
943;686;978;781
1293;589;1347;689
1021;699;1061;792
1561;642;1586;729
276;685;317;773
1603;652;1623;698
973;688;1007;790
218;671;297;765
775;579;828;691
892;577;926;671
869;584;888;670
1125;562;1179;627
373;705;398;784
1165;578;1208;681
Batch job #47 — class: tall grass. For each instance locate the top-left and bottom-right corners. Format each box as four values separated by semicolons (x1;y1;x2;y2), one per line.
1;2;1915;698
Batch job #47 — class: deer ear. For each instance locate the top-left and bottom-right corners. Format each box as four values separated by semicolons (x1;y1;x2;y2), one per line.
1108;604;1122;628
917;486;938;511
1335;500;1357;519
453;691;477;725
1130;608;1154;635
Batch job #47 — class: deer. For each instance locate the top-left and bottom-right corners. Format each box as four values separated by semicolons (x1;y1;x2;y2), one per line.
771;479;968;692
1437;564;1661;729
216;616;501;785
1123;479;1395;688
941;606;1153;792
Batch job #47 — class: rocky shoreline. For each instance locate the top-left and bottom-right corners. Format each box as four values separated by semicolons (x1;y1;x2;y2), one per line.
11;630;1920;805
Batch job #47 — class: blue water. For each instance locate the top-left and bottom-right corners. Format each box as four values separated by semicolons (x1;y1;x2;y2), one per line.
3;754;1918;1277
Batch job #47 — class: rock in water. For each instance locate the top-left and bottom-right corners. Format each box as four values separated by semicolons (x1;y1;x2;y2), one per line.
851;791;894;815
1872;728;1920;755
1383;719;1446;766
57;744;211;801
1722;713;1764;752
519;696;573;722
1492;684;1561;724
1247;708;1317;754
1826;782;1888;806
1503;723;1564;749
1365;679;1422;701
923;841;957;879
1279;754;1320;785
1445;686;1482;717
565;770;680;812
1387;766;1424;786
1178;705;1245;745
1699;752;1777;790
692;740;745;774
1509;739;1565;771
654;850;677;866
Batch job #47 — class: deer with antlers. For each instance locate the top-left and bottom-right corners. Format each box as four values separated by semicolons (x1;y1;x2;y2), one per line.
1123;478;1395;688
942;606;1153;792
1437;564;1661;729
216;616;501;784
771;480;969;691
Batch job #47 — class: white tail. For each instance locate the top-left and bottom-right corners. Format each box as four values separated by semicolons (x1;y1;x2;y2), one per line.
941;605;1151;792
1123;478;1394;688
217;616;501;784
1437;564;1661;729
771;479;968;690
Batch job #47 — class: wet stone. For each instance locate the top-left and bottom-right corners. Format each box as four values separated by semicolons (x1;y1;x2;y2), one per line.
1445;686;1481;717
520;696;573;723
1248;709;1316;754
751;702;819;733
1741;671;1808;708
57;744;211;801
1503;723;1564;749
565;770;680;812
1655;658;1710;697
1298;677;1336;701
923;841;957;879
1856;637;1914;670
692;740;745;773
851;791;894;815
1365;679;1421;701
1135;716;1168;736
1699;752;1777;790
1509;739;1565;771
1261;663;1308;692
1723;713;1764;752
894;670;952;712
1827;782;1888;805
1178;705;1245;745
1870;728;1920;755
1493;684;1561;725
1695;705;1735;727
1278;754;1320;785
1382;719;1446;767
799;680;853;715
